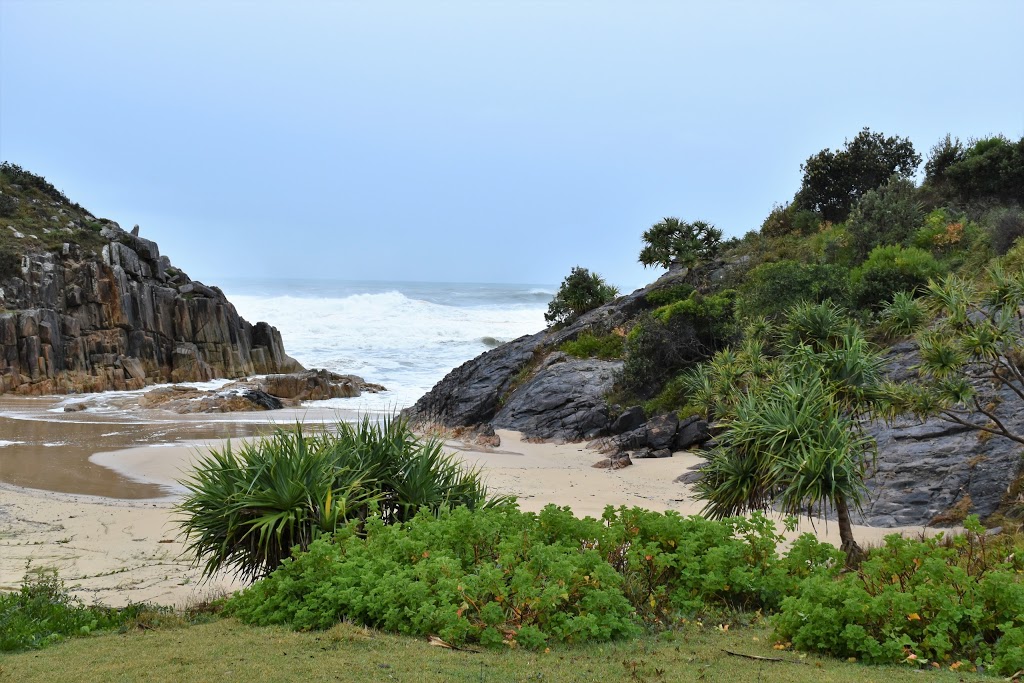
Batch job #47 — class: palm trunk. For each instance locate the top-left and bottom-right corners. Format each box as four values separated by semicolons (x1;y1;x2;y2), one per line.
836;496;863;568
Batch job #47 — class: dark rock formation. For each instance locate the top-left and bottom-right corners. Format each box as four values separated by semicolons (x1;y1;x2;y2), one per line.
0;222;302;395
138;370;385;414
493;353;622;441
405;269;690;440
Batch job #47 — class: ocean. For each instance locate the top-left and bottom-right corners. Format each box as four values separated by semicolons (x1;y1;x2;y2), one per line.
221;278;553;411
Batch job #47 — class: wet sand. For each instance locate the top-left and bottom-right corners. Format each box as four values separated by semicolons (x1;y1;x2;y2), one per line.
2;407;952;607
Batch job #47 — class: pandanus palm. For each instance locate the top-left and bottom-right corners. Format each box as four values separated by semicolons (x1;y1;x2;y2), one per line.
178;415;509;581
694;302;888;562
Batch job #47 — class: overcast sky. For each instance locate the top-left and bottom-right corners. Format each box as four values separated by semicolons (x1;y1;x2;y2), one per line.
2;1;1022;292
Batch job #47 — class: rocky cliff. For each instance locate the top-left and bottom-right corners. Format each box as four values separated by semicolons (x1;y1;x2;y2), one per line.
0;170;301;395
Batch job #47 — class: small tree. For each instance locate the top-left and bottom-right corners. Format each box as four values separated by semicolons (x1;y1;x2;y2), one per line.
639;217;722;270
795;128;921;223
544;266;618;326
888;267;1024;445
689;303;891;562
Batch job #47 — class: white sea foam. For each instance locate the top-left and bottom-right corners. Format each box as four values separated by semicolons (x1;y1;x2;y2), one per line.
226;282;549;411
0;440;24;447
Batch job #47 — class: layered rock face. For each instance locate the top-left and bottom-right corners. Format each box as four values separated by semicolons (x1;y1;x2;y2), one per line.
0;223;301;395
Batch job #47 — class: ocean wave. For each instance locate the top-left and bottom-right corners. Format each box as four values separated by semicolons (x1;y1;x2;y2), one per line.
227;287;545;409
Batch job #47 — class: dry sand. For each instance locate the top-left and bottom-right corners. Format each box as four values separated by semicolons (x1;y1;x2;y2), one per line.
1;428;946;607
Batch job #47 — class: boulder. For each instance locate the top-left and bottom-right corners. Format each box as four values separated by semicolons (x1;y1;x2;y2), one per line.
492;353;621;441
674;415;712;450
611;406;645;434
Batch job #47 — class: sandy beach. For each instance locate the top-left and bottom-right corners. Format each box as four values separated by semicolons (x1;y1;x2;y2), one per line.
1;424;948;608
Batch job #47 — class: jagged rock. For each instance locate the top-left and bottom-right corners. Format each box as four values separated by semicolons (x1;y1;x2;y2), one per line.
593;453;633;470
674;415;712;450
611;406;646;434
492;353;622;441
138;371;385;414
645;413;679;451
651;448;672;459
0;232;302;395
139;385;284;413
261;369;384;401
404;269;690;435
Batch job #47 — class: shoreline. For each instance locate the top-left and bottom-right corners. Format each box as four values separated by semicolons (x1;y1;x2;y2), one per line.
1;426;952;607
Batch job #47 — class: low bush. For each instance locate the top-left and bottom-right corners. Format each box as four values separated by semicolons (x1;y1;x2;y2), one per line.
559;332;624;360
735;260;851;320
846;176;924;260
643;282;694;307
774;517;1024;675
985;205;1024;255
0;571;149;651
851;245;943;310
227;505;839;648
621;291;737;398
544;267;618;327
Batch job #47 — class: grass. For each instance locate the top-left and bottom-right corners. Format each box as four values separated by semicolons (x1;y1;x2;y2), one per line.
0;618;991;683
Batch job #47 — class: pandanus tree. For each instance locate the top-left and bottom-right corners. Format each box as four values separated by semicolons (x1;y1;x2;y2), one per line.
177;415;511;582
689;303;891;562
883;266;1024;445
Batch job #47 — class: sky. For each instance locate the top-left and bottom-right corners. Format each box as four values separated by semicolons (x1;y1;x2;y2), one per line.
1;1;1022;293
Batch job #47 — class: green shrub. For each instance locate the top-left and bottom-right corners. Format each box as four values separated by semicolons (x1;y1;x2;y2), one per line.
0;571;148;652
621;291;737;398
735;260;851;321
0;246;20;280
227;505;640;647
851;245;943;310
643;282;694;307
0;192;17;218
559;332;624;360
984;206;1024;255
544;266;618;327
178;416;510;581
846;176;924;260
227;505;838;647
774;518;1024;675
879;291;927;338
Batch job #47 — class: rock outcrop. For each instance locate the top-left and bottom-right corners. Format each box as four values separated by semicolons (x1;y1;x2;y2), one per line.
0;221;302;395
137;370;386;413
404;270;685;440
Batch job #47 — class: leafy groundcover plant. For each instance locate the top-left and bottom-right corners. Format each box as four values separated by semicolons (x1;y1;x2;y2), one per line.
0;571;150;651
226;505;840;649
774;517;1024;675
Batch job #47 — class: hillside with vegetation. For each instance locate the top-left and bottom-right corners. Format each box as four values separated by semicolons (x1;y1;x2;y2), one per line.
408;129;1024;538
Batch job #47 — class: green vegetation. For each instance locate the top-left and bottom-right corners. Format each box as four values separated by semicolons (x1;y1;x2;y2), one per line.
685;303;891;558
544;266;619;326
795;127;920;223
226;506;827;646
639;217;722;270
0;161;108;260
177;416;510;582
559;331;624;360
775;517;1024;674
889;268;1024;445
0;570;152;651
2;616;992;683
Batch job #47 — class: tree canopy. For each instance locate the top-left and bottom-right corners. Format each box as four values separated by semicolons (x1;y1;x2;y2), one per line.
638;217;722;270
795;128;921;223
544;266;618;326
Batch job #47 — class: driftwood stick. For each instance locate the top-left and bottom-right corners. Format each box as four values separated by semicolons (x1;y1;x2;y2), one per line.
721;649;801;663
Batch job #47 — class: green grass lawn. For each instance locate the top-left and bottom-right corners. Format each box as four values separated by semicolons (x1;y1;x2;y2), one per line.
0;618;989;683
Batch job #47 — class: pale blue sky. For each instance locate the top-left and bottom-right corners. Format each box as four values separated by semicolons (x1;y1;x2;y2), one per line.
2;1;1022;292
